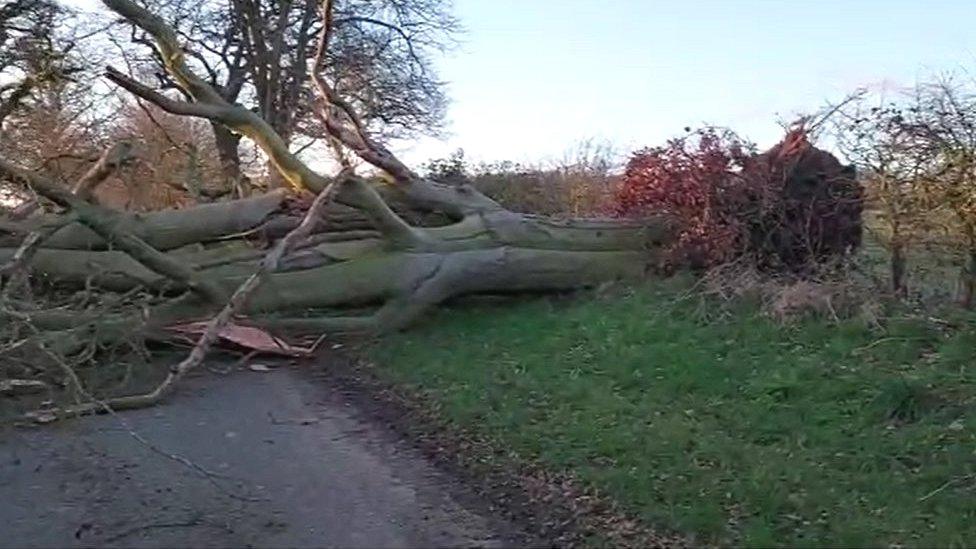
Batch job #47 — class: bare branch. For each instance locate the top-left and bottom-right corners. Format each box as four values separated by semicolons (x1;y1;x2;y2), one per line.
0;215;75;300
101;0;332;194
311;0;419;183
44;171;349;416
104;66;218;118
72;140;137;200
0;157;222;300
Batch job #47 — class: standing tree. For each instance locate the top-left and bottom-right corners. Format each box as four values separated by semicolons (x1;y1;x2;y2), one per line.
0;0;121;212
117;0;456;193
0;0;66;125
904;77;976;307
833;92;931;296
104;102;226;209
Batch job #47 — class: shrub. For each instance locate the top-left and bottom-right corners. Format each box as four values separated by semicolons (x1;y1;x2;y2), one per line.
422;142;621;216
616;126;863;271
616;127;753;267
423;148;469;186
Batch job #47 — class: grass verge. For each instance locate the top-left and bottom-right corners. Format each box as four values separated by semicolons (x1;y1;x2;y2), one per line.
370;278;976;547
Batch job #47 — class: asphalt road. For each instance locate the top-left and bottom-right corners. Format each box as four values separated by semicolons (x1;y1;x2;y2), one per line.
0;366;524;548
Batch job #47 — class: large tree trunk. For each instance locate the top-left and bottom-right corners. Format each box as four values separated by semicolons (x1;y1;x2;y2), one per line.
1;0;671;347
2;178;669;336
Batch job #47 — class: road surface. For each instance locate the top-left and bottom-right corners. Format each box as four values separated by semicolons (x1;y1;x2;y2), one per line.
0;365;527;548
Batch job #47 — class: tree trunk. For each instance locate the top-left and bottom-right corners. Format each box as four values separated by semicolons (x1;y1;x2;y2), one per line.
1;0;672;347
1;190;286;250
4;180;669;337
890;233;907;298
958;230;976;309
211;122;250;197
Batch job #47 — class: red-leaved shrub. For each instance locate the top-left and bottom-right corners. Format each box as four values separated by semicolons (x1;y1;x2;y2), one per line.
616;126;863;271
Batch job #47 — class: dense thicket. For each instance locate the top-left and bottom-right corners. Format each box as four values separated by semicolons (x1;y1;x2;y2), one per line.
615;127;862;271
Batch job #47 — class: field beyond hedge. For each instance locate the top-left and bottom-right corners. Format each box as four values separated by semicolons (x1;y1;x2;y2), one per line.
371;279;976;546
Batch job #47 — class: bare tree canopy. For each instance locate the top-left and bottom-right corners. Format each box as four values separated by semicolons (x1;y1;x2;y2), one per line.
111;0;457;191
0;0;81;125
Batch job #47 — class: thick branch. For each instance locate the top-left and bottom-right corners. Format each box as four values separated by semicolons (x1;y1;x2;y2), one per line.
335;177;431;247
72;141;136;200
311;0;503;218
104;67;218;118
0;158;222;300
43;173;348;418
33;190;287;250
312;0;417;184
102;0;331;194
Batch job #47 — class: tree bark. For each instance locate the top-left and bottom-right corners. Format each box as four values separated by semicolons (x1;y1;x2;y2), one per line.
2;190;287;250
890;230;907;298
210;122;250;197
958;226;976;309
3;0;672;343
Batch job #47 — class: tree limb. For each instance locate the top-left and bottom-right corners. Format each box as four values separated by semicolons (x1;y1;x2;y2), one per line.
310;0;503;218
44;171;349;416
0;215;75;300
312;0;418;184
0;157;222;300
102;0;332;194
72;140;137;200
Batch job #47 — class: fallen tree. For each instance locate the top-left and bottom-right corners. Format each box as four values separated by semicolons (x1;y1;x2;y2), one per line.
0;0;672;382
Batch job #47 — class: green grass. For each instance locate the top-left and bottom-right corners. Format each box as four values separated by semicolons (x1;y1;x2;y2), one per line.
371;279;976;547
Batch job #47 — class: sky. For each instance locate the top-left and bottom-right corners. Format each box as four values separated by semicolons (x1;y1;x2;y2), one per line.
70;0;976;166
405;0;976;166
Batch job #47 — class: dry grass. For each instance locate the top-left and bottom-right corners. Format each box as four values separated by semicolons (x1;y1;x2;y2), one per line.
469;169;619;217
697;258;886;327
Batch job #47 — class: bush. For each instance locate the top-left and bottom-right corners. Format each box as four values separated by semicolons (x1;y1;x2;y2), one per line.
423;143;621;216
615;126;863;271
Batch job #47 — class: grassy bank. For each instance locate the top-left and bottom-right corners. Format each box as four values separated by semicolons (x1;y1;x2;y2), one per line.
371;279;976;546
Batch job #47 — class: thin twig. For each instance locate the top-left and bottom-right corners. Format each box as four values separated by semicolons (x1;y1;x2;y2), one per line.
919;474;975;502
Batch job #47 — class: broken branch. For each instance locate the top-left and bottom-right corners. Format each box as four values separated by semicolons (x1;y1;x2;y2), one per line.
0;157;222;301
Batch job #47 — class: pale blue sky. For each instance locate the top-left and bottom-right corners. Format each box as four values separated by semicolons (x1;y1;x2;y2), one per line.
405;0;976;165
71;0;976;165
